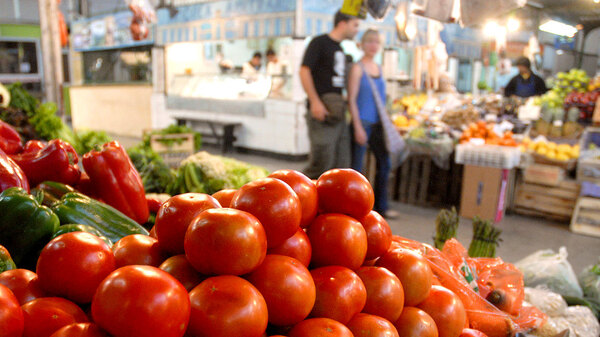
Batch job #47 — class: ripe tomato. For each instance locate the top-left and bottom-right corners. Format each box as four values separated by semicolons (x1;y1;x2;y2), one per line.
268;170;318;228
394;307;438;337
159;255;205;291
267;229;312;267
231;178;301;248
187;275;268;337
0;284;24;337
21;297;88;337
376;248;432;306
346;313;399;337
355;267;404;323
460;329;488;337
155;193;221;255
417;286;467;337
0;269;45;305
308;214;367;270
288;318;353;337
246;255;315;326
211;189;237;207
91;266;190;337
36;232;115;304
49;323;109;337
360;211;392;260
316;169;374;219
310;266;367;324
184;208;267;275
112;234;167;268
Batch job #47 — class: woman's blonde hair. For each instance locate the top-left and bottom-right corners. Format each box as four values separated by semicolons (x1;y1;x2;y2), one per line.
361;28;381;44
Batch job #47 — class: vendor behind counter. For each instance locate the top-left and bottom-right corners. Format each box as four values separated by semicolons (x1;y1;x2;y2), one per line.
504;57;548;98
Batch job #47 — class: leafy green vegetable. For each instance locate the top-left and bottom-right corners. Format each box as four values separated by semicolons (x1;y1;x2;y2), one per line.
143;124;202;151
127;145;176;194
169;151;269;195
74;130;113;154
6;83;38;116
29;102;64;140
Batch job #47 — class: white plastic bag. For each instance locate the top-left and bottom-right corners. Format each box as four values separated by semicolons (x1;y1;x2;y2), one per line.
515;247;583;298
564;306;600;337
579;259;600;303
524;287;567;317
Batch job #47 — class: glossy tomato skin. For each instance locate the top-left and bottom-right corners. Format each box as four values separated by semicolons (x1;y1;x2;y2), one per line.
112;234;167;268
0;284;24;337
231;178;301;248
211;189;237;208
0;269;45;305
21;297;88;337
460;329;489;337
376;248;432;306
394;307;438;337
346;313;399;337
187;275;268;337
310;266;367;324
91;266;190;337
355;267;404;323
316;169;374;219
49;323;109;337
155;193;221;255
288;318;353;337
267;229;312;267
360;211;392;260
184;208;267;275
36;232;116;304
246;255;316;326
268;170;318;228
308;214;367;270
159;255;205;291
417;286;467;337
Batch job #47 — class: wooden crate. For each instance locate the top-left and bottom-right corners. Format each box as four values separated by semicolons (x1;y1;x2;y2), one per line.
571;197;600;238
523;164;565;187
149;133;195;168
513;179;580;222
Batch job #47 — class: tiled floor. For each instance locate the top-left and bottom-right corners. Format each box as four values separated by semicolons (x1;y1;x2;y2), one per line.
215;146;600;274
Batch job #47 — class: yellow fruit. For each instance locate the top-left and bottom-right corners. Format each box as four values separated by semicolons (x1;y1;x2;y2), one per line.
409;119;419;127
518;145;527;153
394;115;409;127
546;151;557;160
528;142;537;151
557;144;571;153
556;153;570;161
571;147;580;159
537;147;548;156
523;137;531;144
546;142;557;150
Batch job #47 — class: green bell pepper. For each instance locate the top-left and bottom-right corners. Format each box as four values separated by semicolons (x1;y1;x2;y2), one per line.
52;224;113;247
0;245;16;272
52;192;149;243
0;187;60;266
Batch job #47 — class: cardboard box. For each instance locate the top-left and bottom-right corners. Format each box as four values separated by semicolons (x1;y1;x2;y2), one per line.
523;164;565;187
460;165;512;222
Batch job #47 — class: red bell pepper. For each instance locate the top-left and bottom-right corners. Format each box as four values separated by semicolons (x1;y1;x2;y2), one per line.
22;140;46;154
10;139;80;187
0;148;29;193
0;120;23;155
146;196;163;214
82;141;149;224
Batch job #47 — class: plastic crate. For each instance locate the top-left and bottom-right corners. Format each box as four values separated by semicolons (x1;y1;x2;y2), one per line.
455;144;521;169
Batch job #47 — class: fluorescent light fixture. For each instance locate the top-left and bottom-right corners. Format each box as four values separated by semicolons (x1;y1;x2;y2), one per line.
507;18;520;32
539;20;578;37
594;0;599;4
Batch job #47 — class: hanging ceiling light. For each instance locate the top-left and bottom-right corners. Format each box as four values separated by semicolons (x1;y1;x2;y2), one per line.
507;17;521;32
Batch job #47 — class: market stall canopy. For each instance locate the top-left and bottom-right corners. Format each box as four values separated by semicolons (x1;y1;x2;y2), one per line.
527;0;600;32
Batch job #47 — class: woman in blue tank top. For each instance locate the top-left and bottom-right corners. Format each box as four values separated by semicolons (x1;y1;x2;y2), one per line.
348;29;393;218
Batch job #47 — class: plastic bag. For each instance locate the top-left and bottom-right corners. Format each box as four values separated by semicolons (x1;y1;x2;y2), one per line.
524;287;567;317
579;259;600;303
515;247;583;298
563;306;600;337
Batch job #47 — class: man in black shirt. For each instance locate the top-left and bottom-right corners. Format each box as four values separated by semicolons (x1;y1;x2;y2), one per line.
300;10;360;179
504;57;548;98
